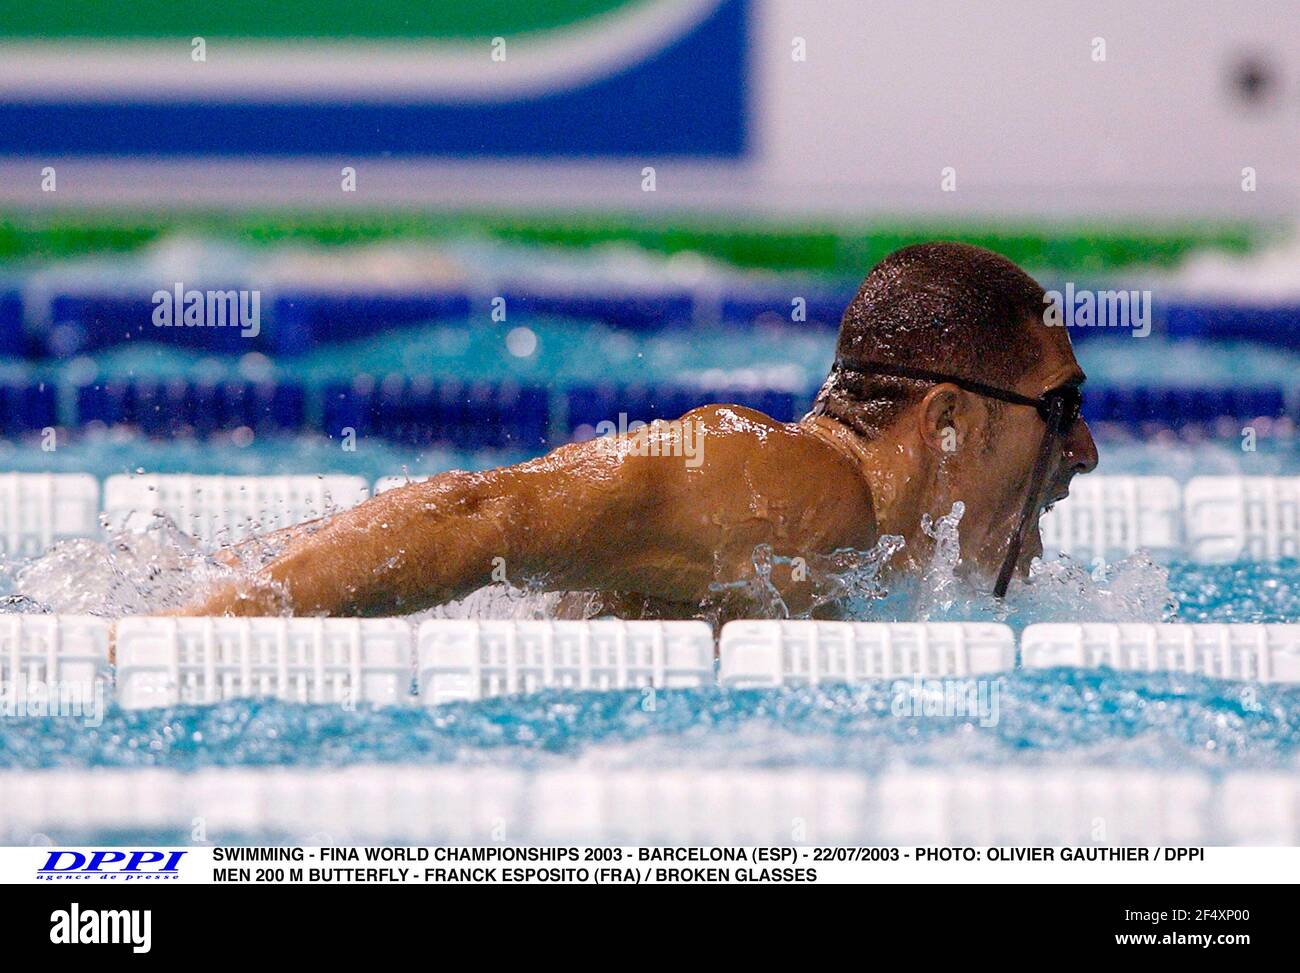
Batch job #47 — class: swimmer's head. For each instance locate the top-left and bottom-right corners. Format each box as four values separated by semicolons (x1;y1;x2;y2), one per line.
811;241;1098;583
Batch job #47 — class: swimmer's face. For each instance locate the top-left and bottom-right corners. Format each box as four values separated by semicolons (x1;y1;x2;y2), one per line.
918;321;1098;581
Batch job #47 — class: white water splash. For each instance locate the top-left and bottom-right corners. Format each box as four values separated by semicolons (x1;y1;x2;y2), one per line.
1012;551;1178;623
4;516;238;617
710;533;906;620
424;584;566;621
727;500;1175;625
1;499;1176;626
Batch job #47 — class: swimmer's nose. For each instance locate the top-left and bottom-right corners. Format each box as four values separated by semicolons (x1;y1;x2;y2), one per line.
1063;417;1099;476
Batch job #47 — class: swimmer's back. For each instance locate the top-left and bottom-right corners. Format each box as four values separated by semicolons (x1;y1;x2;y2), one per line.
545;403;878;602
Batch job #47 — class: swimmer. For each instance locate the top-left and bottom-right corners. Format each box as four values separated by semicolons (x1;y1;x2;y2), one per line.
173;242;1097;621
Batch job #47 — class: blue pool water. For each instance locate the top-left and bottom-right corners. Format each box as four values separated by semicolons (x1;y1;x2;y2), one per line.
3;670;1297;775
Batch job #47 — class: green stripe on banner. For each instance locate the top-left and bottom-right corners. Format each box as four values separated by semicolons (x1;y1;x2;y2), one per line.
0;211;1260;273
0;0;645;39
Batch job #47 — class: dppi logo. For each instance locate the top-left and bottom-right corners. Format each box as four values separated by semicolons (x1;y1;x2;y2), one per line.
38;850;186;881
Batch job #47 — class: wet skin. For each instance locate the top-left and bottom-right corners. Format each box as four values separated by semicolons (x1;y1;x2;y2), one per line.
177;319;1097;620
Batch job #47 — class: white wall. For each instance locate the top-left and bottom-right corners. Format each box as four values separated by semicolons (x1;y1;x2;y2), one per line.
754;0;1299;214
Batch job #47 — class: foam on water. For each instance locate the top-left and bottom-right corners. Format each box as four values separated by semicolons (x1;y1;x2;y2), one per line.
1169;560;1300;623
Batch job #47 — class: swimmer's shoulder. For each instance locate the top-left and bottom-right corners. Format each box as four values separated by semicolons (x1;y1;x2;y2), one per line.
680;404;857;468
678;403;790;440
680;404;877;538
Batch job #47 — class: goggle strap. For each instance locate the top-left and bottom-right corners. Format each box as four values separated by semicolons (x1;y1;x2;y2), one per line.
834;359;1045;411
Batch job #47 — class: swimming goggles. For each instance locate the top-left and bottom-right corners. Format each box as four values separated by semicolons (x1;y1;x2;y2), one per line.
833;359;1083;597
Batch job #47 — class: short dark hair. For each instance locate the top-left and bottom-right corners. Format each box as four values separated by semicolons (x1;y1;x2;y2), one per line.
810;241;1046;439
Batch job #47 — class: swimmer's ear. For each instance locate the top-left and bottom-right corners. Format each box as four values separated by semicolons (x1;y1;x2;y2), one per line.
916;383;974;455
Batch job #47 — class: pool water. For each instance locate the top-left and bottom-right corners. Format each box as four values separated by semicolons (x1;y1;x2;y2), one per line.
2;669;1296;775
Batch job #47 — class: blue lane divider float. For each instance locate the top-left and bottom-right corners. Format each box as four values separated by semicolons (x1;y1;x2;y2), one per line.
719;289;849;329
272;291;472;348
1165;302;1300;347
37;286;701;355
0;382;58;433
322;376;549;449
76;379;306;437
41;289;473;357
1083;385;1286;427
49;292;257;356
0;376;1294;441
500;287;696;331
20;287;1300;356
565;384;803;433
0;291;24;358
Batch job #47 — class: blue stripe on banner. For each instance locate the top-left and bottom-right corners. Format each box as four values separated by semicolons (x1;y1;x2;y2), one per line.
0;0;748;157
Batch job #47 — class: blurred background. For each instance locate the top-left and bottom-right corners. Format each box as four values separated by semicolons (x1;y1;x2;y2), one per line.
0;0;1297;482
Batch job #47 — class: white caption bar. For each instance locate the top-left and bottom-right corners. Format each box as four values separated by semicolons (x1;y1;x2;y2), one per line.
5;846;1298;884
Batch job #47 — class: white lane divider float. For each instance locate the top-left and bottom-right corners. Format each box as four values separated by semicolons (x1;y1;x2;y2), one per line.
101;474;369;545
6;616;1300;716
1185;475;1300;563
876;767;1213;845
0;766;869;845
416;619;715;704
17;473;1300;564
1022;622;1300;682
1039;474;1181;561
718;621;1015;688
0;614;110;699
0;473;99;558
114;617;413;709
1219;774;1300;846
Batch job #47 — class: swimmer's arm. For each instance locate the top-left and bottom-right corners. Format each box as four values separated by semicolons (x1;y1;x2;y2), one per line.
171;440;677;617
